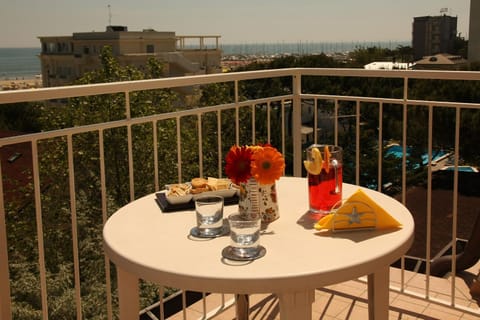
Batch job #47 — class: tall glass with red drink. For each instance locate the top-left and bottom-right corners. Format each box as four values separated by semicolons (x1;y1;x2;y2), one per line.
304;144;343;217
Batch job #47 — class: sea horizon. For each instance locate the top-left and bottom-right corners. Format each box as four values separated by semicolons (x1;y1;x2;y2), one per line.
0;40;410;80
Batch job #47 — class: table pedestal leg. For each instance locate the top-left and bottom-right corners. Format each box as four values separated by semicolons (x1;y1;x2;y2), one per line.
117;266;139;320
278;289;315;320
367;265;389;320
235;294;249;320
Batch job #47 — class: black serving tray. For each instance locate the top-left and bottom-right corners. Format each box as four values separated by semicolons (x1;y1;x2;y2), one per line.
155;192;239;212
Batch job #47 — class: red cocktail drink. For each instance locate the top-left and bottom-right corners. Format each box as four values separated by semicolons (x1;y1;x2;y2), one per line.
305;145;343;217
308;165;342;213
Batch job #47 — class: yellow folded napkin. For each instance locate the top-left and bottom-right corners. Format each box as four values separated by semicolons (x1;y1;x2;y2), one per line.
314;189;402;231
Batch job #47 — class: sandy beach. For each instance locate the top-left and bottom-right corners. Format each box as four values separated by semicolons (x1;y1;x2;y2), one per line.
0;76;42;90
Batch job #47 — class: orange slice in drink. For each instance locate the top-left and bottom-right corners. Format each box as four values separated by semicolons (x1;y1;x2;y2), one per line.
322;146;331;173
304;147;323;175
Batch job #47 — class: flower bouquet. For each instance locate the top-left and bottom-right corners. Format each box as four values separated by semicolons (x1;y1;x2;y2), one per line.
225;144;285;223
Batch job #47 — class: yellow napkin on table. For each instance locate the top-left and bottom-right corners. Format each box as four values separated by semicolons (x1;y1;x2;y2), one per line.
314;189;402;231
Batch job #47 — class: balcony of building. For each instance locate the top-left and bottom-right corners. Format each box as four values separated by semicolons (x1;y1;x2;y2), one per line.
0;68;479;319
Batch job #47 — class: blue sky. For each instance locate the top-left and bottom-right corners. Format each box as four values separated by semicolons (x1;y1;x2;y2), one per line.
0;0;471;48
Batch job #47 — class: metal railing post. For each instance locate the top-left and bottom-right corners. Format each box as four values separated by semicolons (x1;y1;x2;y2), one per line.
292;71;303;177
0;161;12;320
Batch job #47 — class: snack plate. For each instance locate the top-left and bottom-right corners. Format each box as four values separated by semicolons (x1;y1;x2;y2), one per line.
165;183;193;204
165;183;239;205
166;194;193;205
192;188;238;200
156;192;239;213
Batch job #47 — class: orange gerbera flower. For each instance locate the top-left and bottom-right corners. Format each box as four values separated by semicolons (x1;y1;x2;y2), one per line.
250;146;285;185
225;145;253;184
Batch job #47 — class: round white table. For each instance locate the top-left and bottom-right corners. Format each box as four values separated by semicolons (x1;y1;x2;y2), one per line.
103;177;414;319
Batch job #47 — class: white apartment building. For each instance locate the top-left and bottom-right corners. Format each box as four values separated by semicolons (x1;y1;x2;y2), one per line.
38;26;222;87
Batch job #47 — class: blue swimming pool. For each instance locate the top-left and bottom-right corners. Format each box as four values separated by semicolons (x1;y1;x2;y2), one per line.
385;145;448;165
384;145;406;158
441;166;479;173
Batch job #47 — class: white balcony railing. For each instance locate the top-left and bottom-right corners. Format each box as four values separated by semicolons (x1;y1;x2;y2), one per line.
1;68;480;319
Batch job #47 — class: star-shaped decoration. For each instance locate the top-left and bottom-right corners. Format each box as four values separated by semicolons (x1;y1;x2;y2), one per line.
348;206;362;224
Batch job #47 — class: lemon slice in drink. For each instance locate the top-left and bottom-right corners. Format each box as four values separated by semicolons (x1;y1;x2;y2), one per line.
303;147;323;175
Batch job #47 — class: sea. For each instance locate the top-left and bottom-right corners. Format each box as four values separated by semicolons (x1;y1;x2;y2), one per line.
0;41;409;80
0;47;41;80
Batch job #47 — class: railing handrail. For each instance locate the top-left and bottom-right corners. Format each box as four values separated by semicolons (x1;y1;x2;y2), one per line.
3;68;480;104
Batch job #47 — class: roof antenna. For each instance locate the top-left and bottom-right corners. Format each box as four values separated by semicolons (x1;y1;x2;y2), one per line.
108;4;112;26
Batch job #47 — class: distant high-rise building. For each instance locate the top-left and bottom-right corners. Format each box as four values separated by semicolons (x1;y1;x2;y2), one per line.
468;0;480;63
38;26;222;87
412;15;458;60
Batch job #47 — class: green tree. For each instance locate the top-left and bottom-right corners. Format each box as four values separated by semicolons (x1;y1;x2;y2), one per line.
0;103;41;132
9;45;180;319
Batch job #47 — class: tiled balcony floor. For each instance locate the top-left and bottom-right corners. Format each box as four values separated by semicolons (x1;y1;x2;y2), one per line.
168;266;480;320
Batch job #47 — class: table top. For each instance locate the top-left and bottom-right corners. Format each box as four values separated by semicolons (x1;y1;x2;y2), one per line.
103;177;414;294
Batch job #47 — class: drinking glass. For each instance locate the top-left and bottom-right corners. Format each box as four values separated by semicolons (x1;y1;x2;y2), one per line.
227;213;261;259
305;144;343;217
194;195;224;237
